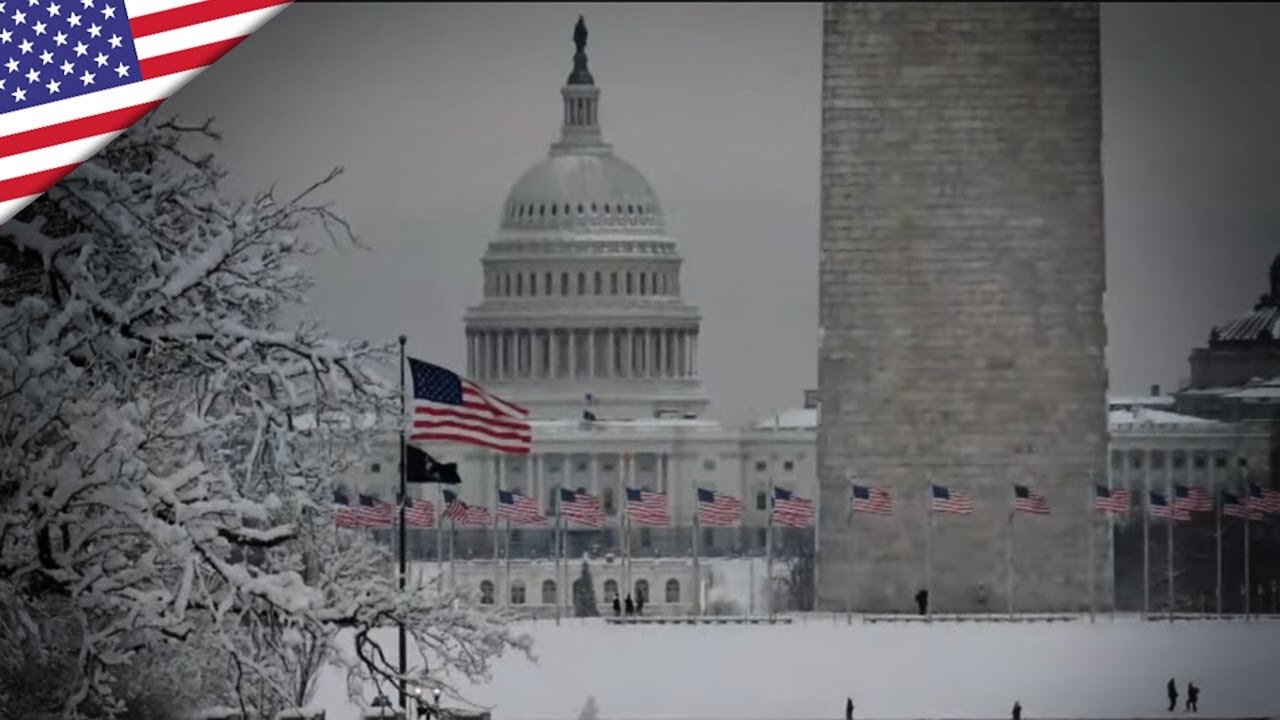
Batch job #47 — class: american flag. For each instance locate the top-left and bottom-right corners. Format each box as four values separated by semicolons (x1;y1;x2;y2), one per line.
696;487;741;527
332;489;358;529
851;484;892;515
1094;485;1131;514
497;489;544;525
401;496;434;528
441;489;492;526
1173;484;1213;513
1148;492;1190;521
772;487;815;528
0;0;291;223
625;487;668;527
407;358;531;454
558;487;605;528
1222;490;1263;521
930;485;973;514
357;493;394;529
1012;485;1051;515
1248;483;1280;514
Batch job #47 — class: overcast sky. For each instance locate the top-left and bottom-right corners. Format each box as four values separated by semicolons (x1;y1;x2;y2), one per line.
160;2;1280;424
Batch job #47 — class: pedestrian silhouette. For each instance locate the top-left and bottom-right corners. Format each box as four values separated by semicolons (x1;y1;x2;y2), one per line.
1186;682;1199;713
624;594;635;616
636;592;645;616
612;595;621;617
1012;701;1022;720
914;589;929;615
845;697;854;720
1167;678;1179;712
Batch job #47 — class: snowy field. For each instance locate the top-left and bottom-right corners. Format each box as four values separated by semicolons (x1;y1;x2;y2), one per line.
312;616;1280;720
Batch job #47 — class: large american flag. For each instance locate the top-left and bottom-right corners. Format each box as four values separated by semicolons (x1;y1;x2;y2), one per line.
625;487;668;527
558;487;604;528
1173;484;1213;513
1094;485;1131;514
0;0;291;223
402;496;434;529
442;489;492;526
407;357;532;455
851;484;892;516
1012;485;1051;515
497;489;544;525
771;487;814;528
357;493;394;529
1222;490;1263;521
332;489;358;529
1249;483;1280;514
930;485;973;515
1148;492;1190;521
696;487;741;527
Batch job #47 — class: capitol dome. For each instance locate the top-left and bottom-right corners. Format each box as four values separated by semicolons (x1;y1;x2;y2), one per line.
463;15;708;420
499;153;666;235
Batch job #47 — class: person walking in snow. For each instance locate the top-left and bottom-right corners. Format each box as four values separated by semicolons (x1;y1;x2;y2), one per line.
612;595;621;617
1012;701;1022;720
635;592;645;616
1186;682;1199;712
1167;678;1179;712
624;593;635;616
845;697;854;720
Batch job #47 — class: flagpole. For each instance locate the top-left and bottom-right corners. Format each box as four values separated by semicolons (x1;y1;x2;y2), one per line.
1244;484;1252;620
1166;473;1175;621
766;475;775;621
1087;473;1096;623
435;482;444;585
1215;489;1223;617
1006;500;1015;618
1142;475;1150;621
397;335;407;712
493;456;502;606
555;484;562;625
692;485;701;616
846;480;855;620
925;474;934;622
504;517;512;611
449;516;456;589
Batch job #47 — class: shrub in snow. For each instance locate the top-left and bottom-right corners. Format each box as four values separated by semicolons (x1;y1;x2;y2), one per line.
0;117;532;719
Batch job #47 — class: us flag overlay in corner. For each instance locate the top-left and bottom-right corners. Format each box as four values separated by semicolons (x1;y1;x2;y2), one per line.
0;0;292;223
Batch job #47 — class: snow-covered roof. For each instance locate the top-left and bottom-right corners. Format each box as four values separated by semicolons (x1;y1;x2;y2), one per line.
1108;408;1222;429
1107;394;1174;407
751;408;817;430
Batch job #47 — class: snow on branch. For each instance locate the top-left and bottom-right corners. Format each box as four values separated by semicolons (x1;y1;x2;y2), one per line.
0;115;528;718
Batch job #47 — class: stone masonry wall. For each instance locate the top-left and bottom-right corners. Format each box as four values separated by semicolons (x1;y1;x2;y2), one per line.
816;3;1109;613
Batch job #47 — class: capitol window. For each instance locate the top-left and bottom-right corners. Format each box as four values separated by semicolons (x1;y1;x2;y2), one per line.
545;272;553;294
665;579;680;603
625;272;633;295
539;204;545;217
479;581;495;605
702;458;715;471
370;462;381;473
516;274;524;296
784;461;794;472
755;461;767;472
541;580;557;604
561;272;570;296
577;203;584;214
530;273;538;296
610;272;618;295
604;579;618;601
503;274;511;296
590;203;597;213
510;580;526;605
594;272;602;295
640;273;648;295
577;272;586;295
551;204;557;216
756;490;767;510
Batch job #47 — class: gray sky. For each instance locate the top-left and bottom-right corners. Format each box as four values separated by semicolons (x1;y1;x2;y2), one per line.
161;2;1280;424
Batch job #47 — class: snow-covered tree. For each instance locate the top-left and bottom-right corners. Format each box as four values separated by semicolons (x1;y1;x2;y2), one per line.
0;116;532;718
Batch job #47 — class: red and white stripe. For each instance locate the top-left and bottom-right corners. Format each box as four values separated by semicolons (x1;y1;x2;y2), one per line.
696;488;742;527
772;491;815;529
443;497;492;527
560;490;605;529
403;498;435;528
0;0;292;223
497;490;544;526
626;488;669;527
1174;485;1213;513
411;379;532;455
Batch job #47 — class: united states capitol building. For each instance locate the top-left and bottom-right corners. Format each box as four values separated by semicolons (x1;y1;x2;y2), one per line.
343;18;1273;616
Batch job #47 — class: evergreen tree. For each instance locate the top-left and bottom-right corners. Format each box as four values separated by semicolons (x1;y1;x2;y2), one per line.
573;560;600;617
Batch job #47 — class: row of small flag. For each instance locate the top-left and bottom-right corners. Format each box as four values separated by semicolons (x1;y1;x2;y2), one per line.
849;483;1280;520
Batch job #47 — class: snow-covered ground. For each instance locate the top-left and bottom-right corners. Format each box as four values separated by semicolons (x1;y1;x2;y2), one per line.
312;616;1280;720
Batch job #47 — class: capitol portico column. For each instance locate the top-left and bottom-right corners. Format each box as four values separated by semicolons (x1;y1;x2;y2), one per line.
623;329;632;378
569;330;578;379
656;330;665;378
549;329;559;379
691;332;698;377
590;454;600;502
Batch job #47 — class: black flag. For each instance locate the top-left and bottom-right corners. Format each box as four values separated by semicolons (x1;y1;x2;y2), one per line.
405;444;462;485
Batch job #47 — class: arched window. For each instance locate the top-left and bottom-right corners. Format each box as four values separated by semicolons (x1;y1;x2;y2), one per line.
541;579;558;604
550;204;557;216
665;579;680;603
577;272;586;295
634;579;649;604
603;579;619;601
563;204;570;216
479;581;495;605
510;580;526;605
560;272;569;296
594;271;602;295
